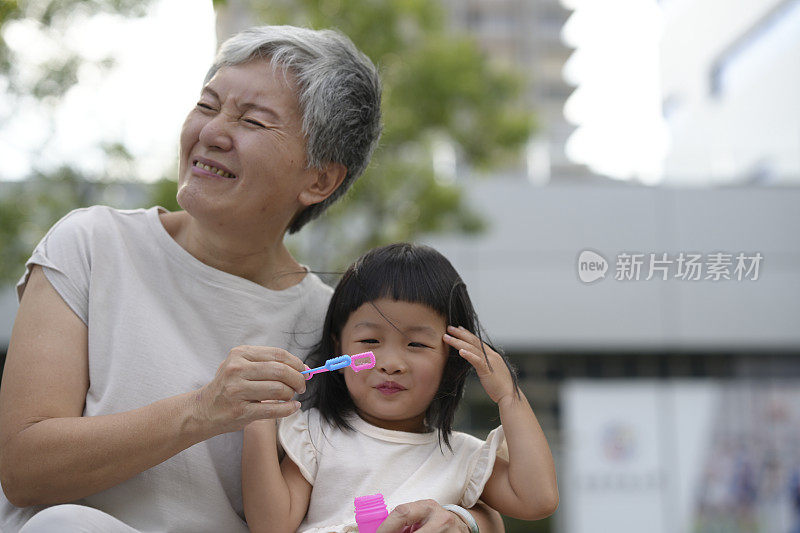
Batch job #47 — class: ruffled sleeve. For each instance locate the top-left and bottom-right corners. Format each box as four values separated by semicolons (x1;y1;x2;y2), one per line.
460;426;508;508
277;408;321;484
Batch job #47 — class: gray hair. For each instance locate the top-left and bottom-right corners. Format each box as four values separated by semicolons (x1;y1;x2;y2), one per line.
206;25;382;233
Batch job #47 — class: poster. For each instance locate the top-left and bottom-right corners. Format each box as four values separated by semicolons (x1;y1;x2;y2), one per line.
562;380;800;533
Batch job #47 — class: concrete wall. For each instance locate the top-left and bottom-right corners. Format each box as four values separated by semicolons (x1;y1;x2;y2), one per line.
2;181;799;353
423;180;800;352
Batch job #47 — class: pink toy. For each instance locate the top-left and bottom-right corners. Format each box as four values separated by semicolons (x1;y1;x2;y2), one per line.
354;493;388;533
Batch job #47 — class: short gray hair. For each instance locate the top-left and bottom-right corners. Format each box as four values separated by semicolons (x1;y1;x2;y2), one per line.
206;25;382;233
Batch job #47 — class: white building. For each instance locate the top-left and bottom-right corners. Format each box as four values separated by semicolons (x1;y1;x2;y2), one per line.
441;0;592;183
660;0;800;185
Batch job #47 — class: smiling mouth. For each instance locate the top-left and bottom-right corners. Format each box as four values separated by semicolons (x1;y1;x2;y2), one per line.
193;160;236;179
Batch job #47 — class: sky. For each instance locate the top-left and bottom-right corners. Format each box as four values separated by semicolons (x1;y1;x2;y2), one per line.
0;0;217;182
561;0;669;184
0;0;668;184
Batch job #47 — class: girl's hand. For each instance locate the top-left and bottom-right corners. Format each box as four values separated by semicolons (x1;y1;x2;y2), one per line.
443;326;515;404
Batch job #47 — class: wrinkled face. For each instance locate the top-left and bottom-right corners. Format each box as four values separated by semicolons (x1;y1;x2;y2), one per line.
177;58;316;231
340;298;449;433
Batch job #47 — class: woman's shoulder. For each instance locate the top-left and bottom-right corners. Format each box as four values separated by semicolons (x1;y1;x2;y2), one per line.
300;270;334;302
29;205;153;261
45;205;153;241
56;204;150;222
16;206;157;311
290;272;333;333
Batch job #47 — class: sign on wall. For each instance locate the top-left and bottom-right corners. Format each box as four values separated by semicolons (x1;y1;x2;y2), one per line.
562;380;800;533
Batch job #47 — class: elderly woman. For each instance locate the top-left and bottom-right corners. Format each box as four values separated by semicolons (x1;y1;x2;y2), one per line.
0;26;503;533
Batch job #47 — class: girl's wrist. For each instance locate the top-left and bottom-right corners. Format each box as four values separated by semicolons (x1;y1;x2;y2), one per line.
244;418;277;435
496;389;525;410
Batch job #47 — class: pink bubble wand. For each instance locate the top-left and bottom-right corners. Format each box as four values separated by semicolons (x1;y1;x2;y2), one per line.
301;352;375;380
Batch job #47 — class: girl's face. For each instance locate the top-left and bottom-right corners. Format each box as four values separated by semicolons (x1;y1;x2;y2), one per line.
340;298;449;433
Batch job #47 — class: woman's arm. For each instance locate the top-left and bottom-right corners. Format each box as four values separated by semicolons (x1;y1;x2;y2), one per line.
242;420;311;533
0;266;306;507
444;326;558;521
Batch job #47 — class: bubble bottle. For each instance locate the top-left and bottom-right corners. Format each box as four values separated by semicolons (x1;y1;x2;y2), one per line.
354;493;388;533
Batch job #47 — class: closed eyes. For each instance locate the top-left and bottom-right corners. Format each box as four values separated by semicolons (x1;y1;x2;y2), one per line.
408;342;431;349
356;339;433;349
243;118;267;128
195;103;268;129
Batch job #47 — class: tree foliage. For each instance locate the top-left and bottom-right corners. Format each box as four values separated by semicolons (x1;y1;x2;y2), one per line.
1;0;150;95
0;0;153;283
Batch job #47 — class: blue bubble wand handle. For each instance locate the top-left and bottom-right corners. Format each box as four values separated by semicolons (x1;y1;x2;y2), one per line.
301;352;375;381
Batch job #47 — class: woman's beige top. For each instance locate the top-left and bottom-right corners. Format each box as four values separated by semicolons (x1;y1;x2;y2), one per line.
0;205;332;533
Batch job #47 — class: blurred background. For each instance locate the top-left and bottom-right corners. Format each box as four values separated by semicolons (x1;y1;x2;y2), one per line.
1;0;799;531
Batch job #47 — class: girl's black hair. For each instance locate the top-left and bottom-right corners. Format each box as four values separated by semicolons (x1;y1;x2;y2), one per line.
301;242;519;451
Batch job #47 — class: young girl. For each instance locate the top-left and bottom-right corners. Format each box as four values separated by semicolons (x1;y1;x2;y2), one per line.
242;243;558;533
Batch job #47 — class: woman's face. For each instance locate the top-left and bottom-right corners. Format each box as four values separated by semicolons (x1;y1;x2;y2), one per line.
177;59;316;232
340;298;450;433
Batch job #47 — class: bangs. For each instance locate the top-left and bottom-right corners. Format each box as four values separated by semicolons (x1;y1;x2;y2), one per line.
330;244;462;335
359;250;453;316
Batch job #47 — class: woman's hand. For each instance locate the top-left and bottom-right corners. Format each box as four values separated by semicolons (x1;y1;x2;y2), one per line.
194;345;307;436
443;326;515;404
376;500;470;533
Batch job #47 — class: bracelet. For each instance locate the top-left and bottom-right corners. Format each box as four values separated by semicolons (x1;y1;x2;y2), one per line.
442;504;480;533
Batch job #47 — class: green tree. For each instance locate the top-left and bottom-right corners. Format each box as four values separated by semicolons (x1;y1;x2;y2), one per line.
0;0;154;283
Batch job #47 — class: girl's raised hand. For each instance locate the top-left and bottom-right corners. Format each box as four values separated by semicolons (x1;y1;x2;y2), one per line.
443;326;515;404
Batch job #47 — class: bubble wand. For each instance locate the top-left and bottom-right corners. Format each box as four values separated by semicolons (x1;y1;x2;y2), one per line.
301;352;375;380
